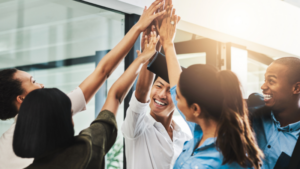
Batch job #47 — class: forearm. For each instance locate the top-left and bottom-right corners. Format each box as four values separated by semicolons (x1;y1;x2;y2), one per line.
79;24;142;103
135;61;155;103
101;57;144;115
163;42;182;87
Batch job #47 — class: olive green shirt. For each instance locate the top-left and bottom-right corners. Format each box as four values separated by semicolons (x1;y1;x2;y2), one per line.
25;110;117;169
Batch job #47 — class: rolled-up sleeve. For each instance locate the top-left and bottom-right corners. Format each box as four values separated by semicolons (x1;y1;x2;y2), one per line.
121;91;149;139
67;87;87;116
80;110;117;168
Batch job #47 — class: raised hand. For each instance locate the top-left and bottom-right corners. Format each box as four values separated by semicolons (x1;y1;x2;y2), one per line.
136;0;165;32
156;7;180;46
137;31;160;63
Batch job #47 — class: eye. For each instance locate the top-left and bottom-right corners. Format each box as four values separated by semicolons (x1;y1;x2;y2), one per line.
156;85;162;88
33;80;36;83
268;79;275;84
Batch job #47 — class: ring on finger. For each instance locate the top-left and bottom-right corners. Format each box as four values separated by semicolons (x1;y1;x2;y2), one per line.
170;21;174;25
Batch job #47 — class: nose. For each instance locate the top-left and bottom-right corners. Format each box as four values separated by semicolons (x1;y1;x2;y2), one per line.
261;81;268;91
158;89;167;100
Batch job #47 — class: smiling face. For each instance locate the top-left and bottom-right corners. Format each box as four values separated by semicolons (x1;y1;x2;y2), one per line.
149;77;175;117
261;63;294;111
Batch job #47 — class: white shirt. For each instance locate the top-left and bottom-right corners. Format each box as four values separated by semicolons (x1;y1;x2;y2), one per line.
122;92;191;169
0;87;86;169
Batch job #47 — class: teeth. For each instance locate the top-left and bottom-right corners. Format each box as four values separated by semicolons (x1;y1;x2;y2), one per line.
263;94;272;100
154;99;166;106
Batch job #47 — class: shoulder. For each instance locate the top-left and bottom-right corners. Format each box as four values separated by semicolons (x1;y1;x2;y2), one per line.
26;137;92;169
251;106;272;119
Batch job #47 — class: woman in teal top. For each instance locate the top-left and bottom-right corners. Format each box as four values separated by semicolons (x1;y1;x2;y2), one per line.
155;4;264;169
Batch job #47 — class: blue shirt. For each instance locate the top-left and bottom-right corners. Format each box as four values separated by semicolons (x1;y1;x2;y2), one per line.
171;86;250;169
252;110;300;169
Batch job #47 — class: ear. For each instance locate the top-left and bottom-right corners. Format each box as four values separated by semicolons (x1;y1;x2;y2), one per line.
293;82;300;94
16;95;25;104
191;103;201;117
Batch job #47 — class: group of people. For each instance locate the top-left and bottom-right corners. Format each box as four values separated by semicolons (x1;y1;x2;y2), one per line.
0;0;300;168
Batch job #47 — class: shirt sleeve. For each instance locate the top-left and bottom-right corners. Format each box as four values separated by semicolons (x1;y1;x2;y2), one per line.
170;85;197;134
121;91;149;139
67;87;87;116
79;110;117;165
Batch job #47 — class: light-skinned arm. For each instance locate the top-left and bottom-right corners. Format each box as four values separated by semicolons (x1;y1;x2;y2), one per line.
135;26;159;103
157;7;180;88
101;31;160;116
79;0;165;104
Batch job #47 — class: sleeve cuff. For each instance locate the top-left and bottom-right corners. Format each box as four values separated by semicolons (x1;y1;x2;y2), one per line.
92;110;118;130
67;87;87;116
129;91;150;113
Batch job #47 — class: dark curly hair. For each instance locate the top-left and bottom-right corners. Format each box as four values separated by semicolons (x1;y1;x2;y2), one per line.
0;69;24;120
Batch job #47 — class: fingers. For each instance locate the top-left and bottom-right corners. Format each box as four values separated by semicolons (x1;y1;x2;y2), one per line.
144;35;148;48
173;15;178;28
152;10;166;20
177;16;181;23
149;0;164;14
154;19;160;33
136;50;141;55
151;25;155;32
156;35;160;44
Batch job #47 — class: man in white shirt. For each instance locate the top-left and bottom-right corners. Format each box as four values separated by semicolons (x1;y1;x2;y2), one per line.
122;30;191;169
0;17;145;169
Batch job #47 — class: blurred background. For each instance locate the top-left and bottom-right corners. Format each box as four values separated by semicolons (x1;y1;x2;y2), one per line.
0;0;299;168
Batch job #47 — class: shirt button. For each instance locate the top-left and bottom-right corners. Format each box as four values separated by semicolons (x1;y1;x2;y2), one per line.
267;145;271;149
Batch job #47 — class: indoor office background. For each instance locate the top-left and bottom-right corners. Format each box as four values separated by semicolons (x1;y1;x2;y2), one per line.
0;0;275;169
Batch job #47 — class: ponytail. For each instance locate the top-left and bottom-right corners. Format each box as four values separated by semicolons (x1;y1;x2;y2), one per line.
217;70;263;169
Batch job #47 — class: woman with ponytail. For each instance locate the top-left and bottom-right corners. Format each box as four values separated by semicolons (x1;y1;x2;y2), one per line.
156;5;263;169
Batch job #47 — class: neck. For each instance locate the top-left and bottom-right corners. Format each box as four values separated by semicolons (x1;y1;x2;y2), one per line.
150;111;174;131
273;100;300;127
195;117;218;146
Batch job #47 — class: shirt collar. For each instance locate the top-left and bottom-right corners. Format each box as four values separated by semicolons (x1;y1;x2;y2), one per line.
146;114;183;133
14;114;18;123
271;112;300;132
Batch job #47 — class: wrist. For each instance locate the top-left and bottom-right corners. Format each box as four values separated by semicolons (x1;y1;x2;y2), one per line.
134;22;143;32
162;42;174;50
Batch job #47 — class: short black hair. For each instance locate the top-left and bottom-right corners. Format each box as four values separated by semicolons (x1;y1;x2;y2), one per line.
13;88;74;158
0;69;24;120
273;57;300;84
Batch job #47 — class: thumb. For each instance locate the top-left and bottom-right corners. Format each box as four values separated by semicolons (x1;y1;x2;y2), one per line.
136;50;141;55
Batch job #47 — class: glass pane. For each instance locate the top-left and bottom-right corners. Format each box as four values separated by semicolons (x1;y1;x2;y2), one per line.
247;58;268;97
177;52;206;68
0;0;125;168
231;46;248;98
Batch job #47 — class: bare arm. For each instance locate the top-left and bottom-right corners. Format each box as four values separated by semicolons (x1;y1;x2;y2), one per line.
135;26;161;103
101;31;160;116
79;0;165;103
158;7;181;88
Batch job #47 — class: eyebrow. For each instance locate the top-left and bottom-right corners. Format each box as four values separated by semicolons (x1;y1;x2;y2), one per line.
267;75;277;79
156;81;164;86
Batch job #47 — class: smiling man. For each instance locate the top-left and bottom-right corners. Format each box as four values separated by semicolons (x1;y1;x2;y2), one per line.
251;57;300;169
121;32;190;169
